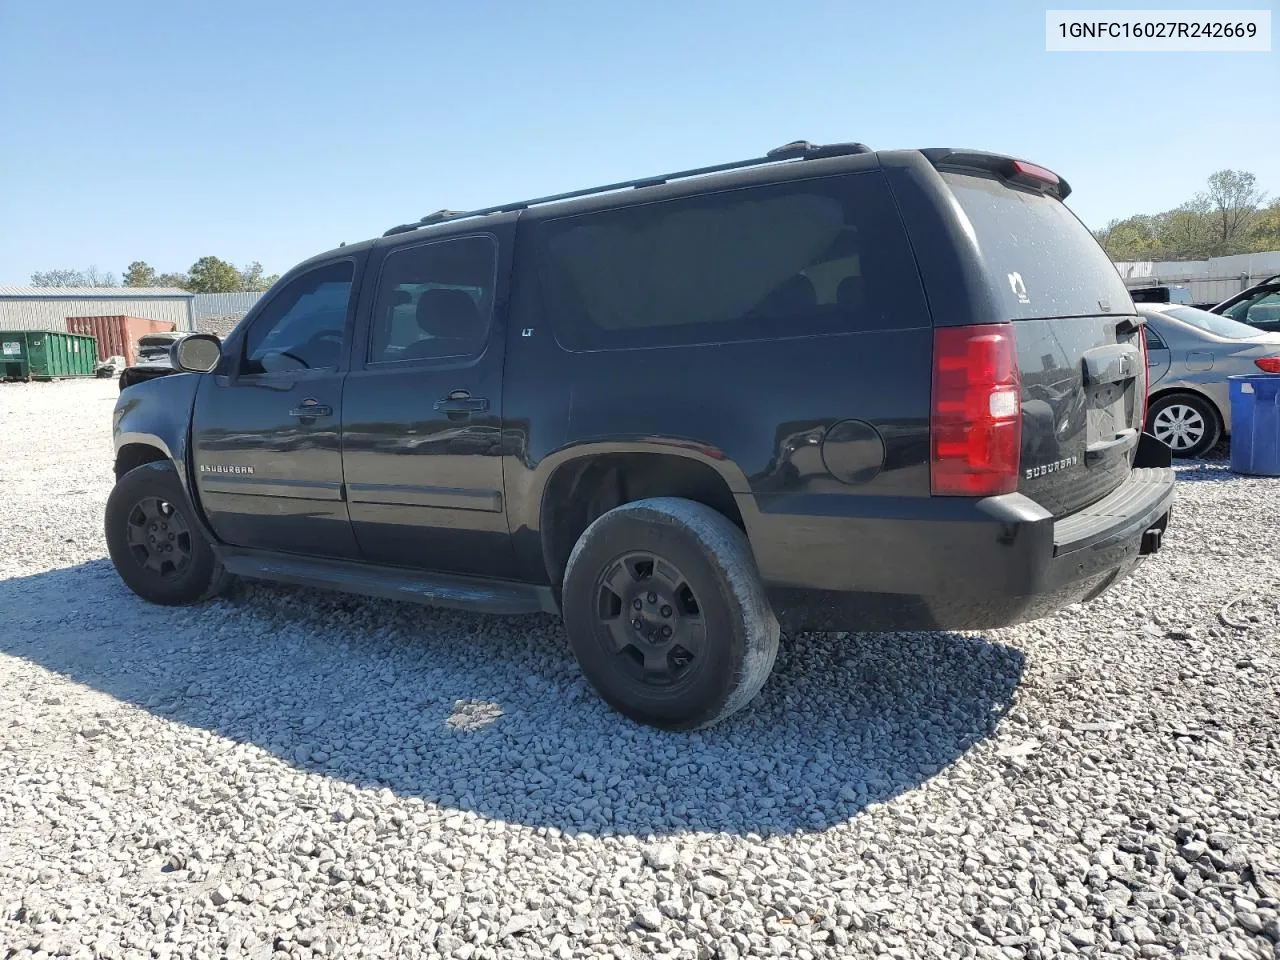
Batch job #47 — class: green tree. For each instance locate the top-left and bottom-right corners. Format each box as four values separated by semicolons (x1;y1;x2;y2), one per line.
1094;214;1160;261
123;261;158;287
1093;169;1275;261
185;256;243;293
155;272;189;288
1248;200;1280;252
239;261;280;292
1199;169;1267;251
1155;200;1215;260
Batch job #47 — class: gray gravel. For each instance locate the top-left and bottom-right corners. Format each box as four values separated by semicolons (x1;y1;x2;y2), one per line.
1;378;1278;960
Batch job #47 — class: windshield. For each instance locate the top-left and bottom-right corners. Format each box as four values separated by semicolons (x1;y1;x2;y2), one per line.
942;172;1132;320
1160;305;1262;339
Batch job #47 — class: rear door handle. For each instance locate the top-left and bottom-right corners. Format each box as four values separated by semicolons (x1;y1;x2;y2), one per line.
434;390;489;415
289;403;332;418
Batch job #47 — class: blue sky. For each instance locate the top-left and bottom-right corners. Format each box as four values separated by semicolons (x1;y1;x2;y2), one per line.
0;0;1276;284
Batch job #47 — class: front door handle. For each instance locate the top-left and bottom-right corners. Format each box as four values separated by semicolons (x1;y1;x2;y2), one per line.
289;403;332;418
434;390;489;415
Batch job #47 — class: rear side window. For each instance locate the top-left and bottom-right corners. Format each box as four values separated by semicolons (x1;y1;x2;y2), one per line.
533;172;929;350
368;235;498;364
943;173;1132;320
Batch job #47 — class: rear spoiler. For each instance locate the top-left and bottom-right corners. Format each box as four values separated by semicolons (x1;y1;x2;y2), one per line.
921;148;1072;201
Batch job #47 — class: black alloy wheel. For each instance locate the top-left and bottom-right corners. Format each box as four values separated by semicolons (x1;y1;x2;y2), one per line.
594;550;706;689
124;496;194;580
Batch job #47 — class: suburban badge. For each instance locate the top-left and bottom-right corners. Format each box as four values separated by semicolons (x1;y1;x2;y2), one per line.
200;464;255;475
1025;455;1079;479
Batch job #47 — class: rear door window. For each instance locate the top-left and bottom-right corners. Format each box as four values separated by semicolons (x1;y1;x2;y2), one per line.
367;236;498;364
532;171;929;350
942;173;1132;320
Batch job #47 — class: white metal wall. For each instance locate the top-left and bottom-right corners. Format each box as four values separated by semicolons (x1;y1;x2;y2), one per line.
0;298;194;332
1115;250;1280;304
192;292;264;319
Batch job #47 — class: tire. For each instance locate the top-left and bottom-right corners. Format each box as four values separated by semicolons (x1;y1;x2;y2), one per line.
105;461;230;605
561;497;779;730
1146;392;1221;459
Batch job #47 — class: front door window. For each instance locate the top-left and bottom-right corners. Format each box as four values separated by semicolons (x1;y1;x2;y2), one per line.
242;261;354;375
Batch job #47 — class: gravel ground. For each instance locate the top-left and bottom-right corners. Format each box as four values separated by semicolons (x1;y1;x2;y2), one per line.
1;378;1278;960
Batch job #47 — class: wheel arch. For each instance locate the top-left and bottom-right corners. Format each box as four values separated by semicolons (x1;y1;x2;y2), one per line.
114;441;171;481
538;449;749;591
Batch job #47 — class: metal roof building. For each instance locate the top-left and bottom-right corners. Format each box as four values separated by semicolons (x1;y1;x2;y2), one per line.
0;287;195;332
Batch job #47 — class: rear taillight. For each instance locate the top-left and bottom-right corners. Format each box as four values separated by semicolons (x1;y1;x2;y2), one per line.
930;324;1022;497
1255;357;1280;373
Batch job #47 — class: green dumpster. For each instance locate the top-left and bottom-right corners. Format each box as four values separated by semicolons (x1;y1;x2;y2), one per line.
1;331;99;381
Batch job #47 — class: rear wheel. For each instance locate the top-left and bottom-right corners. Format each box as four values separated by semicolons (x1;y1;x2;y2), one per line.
1146;392;1221;458
105;461;229;605
561;497;779;730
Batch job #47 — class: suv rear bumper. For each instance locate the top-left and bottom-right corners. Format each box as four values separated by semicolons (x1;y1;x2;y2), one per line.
758;465;1175;633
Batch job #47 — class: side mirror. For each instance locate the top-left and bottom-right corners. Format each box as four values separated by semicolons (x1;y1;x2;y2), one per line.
171;334;222;373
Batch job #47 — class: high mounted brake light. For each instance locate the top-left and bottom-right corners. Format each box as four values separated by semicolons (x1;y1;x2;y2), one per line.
921;149;1072;200
1010;159;1061;187
930;324;1022;496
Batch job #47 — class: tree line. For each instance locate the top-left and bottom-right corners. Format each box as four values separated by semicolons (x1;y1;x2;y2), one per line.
29;257;280;293
1094;169;1280;262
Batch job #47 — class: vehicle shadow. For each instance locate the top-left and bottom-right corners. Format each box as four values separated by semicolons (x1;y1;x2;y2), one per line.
0;560;1025;837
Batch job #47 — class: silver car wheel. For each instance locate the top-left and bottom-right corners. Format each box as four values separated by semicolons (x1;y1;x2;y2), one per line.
1151;403;1205;451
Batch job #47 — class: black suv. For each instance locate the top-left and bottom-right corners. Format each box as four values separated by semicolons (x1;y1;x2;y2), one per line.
106;141;1175;730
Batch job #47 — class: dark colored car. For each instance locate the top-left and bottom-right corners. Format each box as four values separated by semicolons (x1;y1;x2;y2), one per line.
105;140;1175;730
1210;273;1280;332
1129;285;1192;306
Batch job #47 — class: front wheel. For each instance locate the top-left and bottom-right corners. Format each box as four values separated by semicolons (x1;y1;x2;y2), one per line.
105;461;229;605
561;497;779;730
1146;392;1221;459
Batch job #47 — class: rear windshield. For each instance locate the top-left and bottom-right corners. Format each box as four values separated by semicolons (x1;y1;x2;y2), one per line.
943;172;1132;320
1160;305;1263;339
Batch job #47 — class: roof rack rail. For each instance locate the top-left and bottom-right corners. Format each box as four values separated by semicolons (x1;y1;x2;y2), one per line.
382;139;871;237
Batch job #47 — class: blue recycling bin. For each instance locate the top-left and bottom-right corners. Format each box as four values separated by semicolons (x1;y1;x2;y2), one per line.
1228;375;1280;477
